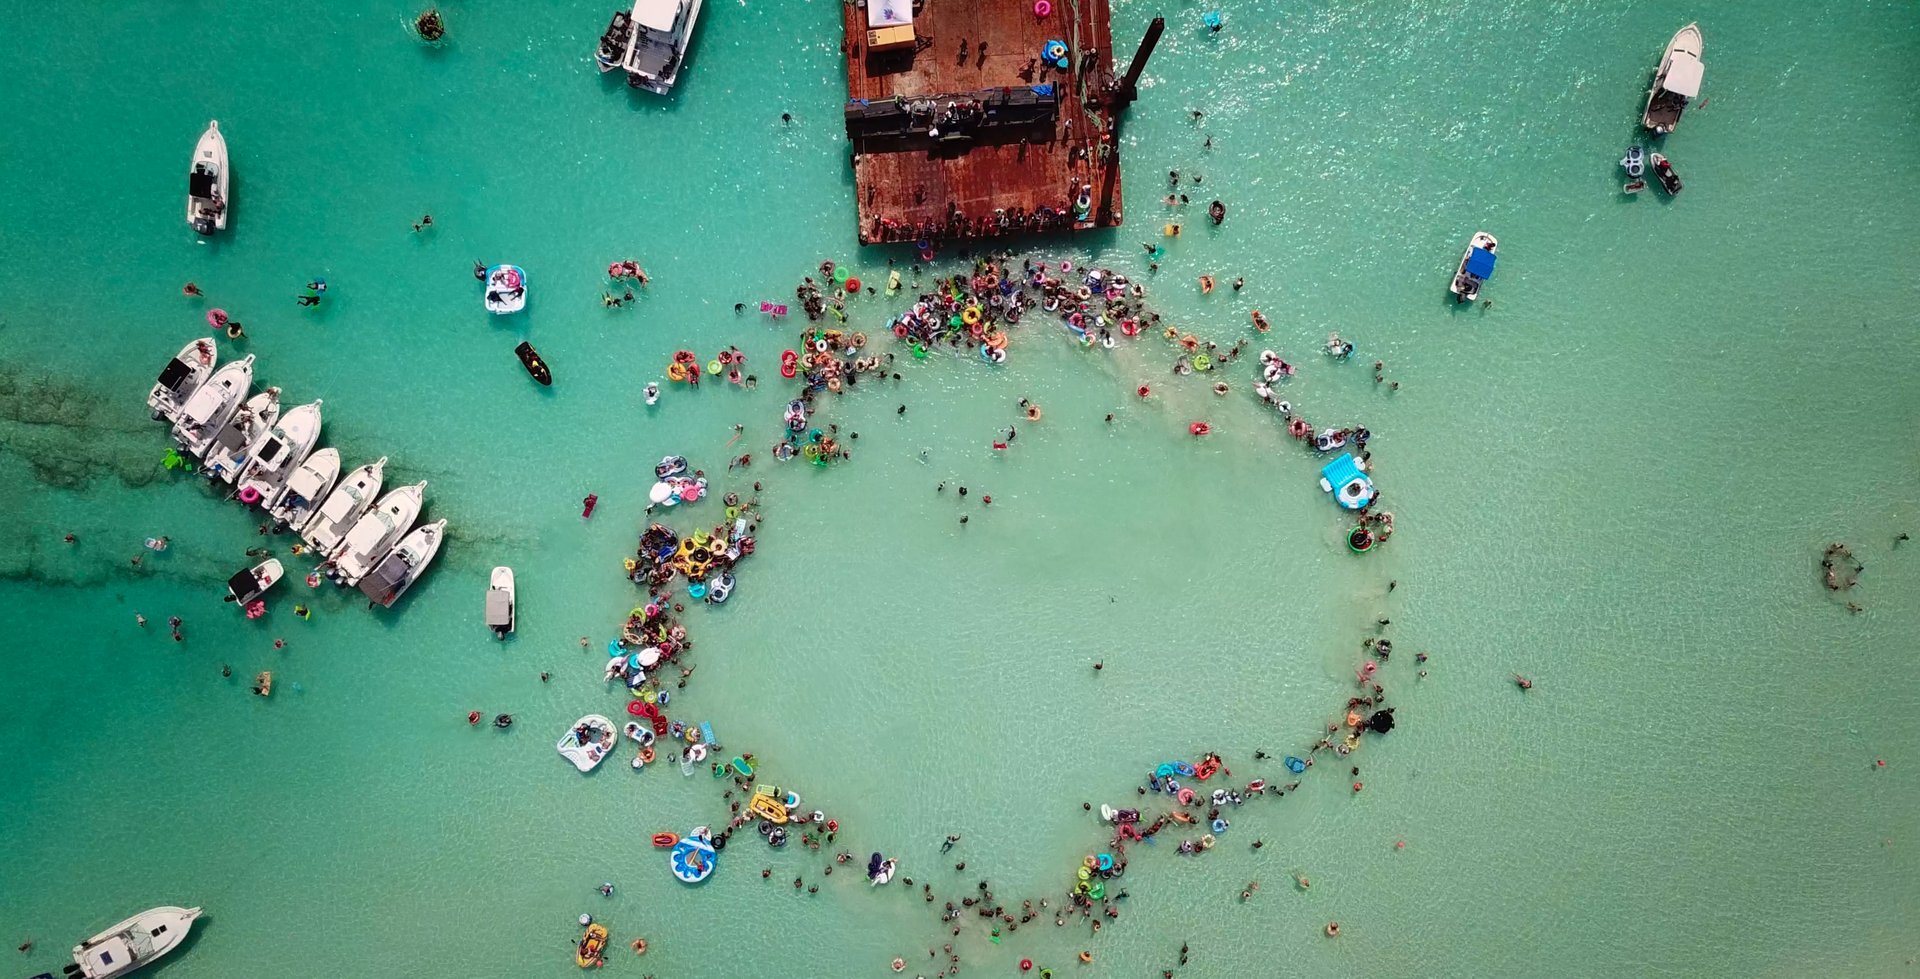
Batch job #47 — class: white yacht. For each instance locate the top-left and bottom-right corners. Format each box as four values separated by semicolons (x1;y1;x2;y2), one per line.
147;337;216;423
358;518;446;607
619;0;702;94
233;400;322;507
325;481;426;587
187;121;229;234
69;905;202;978
173;354;255;458
201;387;280;484
268;447;340;530
1642;24;1704;135
301;456;387;554
486;566;516;637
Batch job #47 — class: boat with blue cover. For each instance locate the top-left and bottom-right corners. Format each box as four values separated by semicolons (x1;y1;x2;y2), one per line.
1449;231;1497;303
1318;453;1375;510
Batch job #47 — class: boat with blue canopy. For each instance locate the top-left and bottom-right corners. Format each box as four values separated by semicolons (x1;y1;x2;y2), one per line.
1449;231;1497;303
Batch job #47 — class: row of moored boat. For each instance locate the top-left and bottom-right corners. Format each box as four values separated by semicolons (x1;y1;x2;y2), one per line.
146;338;445;608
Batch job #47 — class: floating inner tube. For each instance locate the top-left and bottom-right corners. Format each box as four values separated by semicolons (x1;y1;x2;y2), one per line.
1284;756;1308;774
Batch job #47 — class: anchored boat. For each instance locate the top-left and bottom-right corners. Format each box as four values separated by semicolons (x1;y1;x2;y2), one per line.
268;446;341;530
515;341;552;385
486;566;516;637
187;121;228;234
172;354;255;458
147;337;216;424
225;558;285;605
68;906;202;978
325;481;426;587
233;400;322;506
1449;231;1497;303
616;0;702;94
201;387;280;484
1642;23;1704;135
301;456;387;555
358;518;446;608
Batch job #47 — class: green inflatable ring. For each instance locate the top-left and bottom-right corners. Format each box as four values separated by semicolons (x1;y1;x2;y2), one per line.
912;344;928;359
834;266;850;283
725;505;740;520
1191;353;1212;371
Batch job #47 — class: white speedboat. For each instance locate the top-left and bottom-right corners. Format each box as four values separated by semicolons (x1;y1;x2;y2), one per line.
225;558;285;605
173;354;255;458
233;400;322;507
1642;24;1703;135
187;121;229;234
1449;231;1497;303
325;480;426;586
558;714;617;772
301;456;387;554
620;0;703;94
483;264;526;314
486;566;516;638
268;446;340;530
358;518;446;608
69;905;202;979
147;337;216;423
201;387;280;484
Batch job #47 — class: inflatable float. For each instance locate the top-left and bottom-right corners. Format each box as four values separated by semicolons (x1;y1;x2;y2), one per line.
669;827;717;883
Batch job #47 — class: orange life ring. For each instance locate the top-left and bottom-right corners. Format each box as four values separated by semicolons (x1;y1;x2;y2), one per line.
1199;274;1215;293
986;332;1007;350
827;377;842;393
640;746;655;764
1079;952;1093;963
1025;404;1041;421
1180;334;1200;351
666;362;686;382
632;938;648;955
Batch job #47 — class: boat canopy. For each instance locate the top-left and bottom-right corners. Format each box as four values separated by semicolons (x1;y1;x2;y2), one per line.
630;0;683;32
189;170;217;198
1663;53;1703;97
226;569;260;598
157;357;194;388
485;590;513;626
1465;247;1496;279
357;553;412;606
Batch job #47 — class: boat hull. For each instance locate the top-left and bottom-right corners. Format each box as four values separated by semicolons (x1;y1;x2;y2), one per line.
187;121;229;234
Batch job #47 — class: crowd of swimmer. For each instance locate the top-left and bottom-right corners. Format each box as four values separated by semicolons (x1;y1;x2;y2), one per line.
868;199;1080;245
601;458;762;747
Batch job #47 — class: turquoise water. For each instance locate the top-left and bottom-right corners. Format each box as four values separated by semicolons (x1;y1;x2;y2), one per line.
4;0;1919;976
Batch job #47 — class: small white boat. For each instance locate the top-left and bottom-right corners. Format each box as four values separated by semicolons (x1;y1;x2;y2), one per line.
486;566;516;638
187;121;229;234
1449;231;1497;303
69;905;202;979
225;558;285;605
358;518;446;608
301;456;386;554
619;0;703;94
325;480;426;587
147;337;216;423
202;387;281;484
173;354;256;458
1642;23;1704;135
596;8;633;72
483;264;526;314
558;714;617;772
233;400;323;507
268;446;341;530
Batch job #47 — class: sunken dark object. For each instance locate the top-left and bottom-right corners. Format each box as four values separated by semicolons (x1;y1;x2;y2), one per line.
1367;708;1395;734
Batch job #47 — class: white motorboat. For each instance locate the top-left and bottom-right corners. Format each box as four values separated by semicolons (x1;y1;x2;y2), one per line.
268;446;340;530
187;121;229;234
1449;231;1498;303
301;456;387;553
233;400;322;507
483;264;526;314
358;518;446;608
1642;23;1704;135
172;354;255;458
558;714;617;772
619;0;703;94
486;566;516;638
69;905;202;979
325;481;426;587
225;558;285;605
596;8;633;72
146;337;216;423
201;387;280;485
